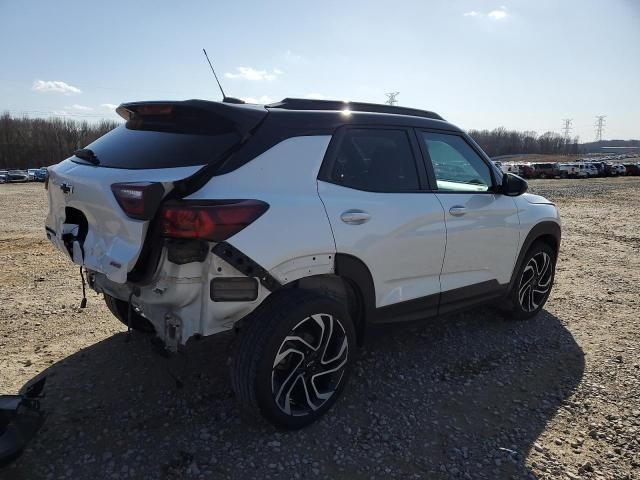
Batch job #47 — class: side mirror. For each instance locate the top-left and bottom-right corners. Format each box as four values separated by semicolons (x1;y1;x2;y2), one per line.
500;173;528;196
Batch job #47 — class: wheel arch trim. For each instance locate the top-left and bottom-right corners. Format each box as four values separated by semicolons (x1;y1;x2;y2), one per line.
508;221;561;293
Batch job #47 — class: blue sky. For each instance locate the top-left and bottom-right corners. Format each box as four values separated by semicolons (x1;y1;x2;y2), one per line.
1;0;638;141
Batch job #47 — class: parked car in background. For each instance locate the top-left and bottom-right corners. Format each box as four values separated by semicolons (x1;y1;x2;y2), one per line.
0;173;7;184
592;162;608;176
558;163;579;178
6;170;29;182
622;163;640;176
615;164;627;176
603;163;618;176
575;163;598;177
34;168;48;182
518;164;535;179
532;163;561;179
27;169;39;181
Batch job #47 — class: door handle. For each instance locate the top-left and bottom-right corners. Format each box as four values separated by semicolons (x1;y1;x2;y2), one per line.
449;206;467;216
340;209;371;225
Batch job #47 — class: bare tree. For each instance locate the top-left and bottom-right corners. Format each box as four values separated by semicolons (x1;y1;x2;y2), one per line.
0;113;118;169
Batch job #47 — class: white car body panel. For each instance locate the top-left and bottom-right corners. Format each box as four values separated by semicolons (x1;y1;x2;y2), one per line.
435;193;521;291
514;194;561;255
45;160;202;283
188;136;337;280
318;181;446;307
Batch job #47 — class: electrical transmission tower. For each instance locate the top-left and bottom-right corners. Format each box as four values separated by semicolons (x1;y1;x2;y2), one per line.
561;119;573;139
594;115;606;141
385;92;400;106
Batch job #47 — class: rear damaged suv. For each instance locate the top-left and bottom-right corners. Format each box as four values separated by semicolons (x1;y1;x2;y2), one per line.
46;98;560;428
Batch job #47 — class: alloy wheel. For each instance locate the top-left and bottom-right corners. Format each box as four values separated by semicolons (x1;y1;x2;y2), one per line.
518;251;553;312
271;313;349;417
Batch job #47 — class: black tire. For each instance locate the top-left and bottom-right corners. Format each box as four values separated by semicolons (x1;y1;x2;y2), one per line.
103;294;155;333
230;289;356;429
508;242;556;320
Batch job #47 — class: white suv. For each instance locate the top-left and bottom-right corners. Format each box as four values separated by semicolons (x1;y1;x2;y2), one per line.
45;98;561;428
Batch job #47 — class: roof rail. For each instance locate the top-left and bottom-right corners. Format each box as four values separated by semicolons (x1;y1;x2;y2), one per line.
265;98;444;121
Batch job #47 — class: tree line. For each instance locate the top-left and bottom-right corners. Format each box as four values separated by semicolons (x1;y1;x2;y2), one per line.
0;113;118;169
468;127;580;157
0;113;589;169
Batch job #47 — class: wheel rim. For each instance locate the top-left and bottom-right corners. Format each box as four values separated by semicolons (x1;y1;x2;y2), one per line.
271;313;348;417
518;251;553;312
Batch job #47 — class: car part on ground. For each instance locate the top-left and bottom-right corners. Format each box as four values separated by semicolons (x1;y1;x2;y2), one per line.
0;378;46;467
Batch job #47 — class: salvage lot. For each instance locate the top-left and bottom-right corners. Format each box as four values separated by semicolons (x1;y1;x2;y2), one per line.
1;179;639;479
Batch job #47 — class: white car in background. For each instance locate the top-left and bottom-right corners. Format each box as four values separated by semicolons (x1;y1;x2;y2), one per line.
615;164;627;175
558;163;579;178
44;98;561;428
575;163;598;177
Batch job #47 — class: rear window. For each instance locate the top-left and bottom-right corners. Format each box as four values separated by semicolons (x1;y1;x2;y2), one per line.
77;124;241;169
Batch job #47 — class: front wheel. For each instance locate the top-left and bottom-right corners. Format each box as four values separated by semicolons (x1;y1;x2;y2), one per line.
508;242;556;320
230;289;356;429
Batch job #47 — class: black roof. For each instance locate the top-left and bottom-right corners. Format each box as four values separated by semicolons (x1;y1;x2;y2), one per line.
117;98;458;134
266;98;443;121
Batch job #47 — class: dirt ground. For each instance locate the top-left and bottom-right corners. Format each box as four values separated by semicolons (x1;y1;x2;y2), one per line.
1;179;639;479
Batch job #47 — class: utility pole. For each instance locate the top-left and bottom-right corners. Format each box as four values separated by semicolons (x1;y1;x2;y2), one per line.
385;92;400;106
594;115;606;142
561;119;573;139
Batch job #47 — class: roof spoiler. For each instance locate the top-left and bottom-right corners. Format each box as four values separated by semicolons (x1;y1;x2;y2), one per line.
116;100;267;137
266;98;444;121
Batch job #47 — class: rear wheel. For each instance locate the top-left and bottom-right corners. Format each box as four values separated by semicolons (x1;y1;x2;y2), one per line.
508;242;556;320
103;294;155;333
231;289;356;429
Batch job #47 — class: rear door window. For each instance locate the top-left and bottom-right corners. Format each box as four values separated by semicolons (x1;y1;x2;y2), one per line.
326;128;420;192
77;124;241;169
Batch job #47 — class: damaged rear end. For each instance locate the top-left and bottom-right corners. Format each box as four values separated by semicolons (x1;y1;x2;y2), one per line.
45;100;268;349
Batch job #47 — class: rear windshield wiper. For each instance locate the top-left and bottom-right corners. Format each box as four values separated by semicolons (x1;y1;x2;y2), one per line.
74;148;100;165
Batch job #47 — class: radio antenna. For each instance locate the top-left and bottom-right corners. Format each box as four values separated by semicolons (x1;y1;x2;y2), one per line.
202;48;227;100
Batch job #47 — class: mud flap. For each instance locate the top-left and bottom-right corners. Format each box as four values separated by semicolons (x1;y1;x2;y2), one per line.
0;378;46;467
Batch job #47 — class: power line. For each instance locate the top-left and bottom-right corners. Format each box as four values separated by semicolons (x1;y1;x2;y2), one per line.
384;92;400;106
594;115;606;141
561;118;573;139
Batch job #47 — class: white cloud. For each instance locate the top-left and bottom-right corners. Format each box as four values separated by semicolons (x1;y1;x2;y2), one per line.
241;95;275;104
100;103;118;110
64;104;93;111
306;93;326;100
32;80;81;95
224;67;281;81
488;8;508;19
463;7;508;20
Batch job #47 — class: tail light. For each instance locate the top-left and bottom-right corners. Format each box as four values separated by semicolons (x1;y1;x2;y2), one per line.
111;182;165;220
161;200;268;242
